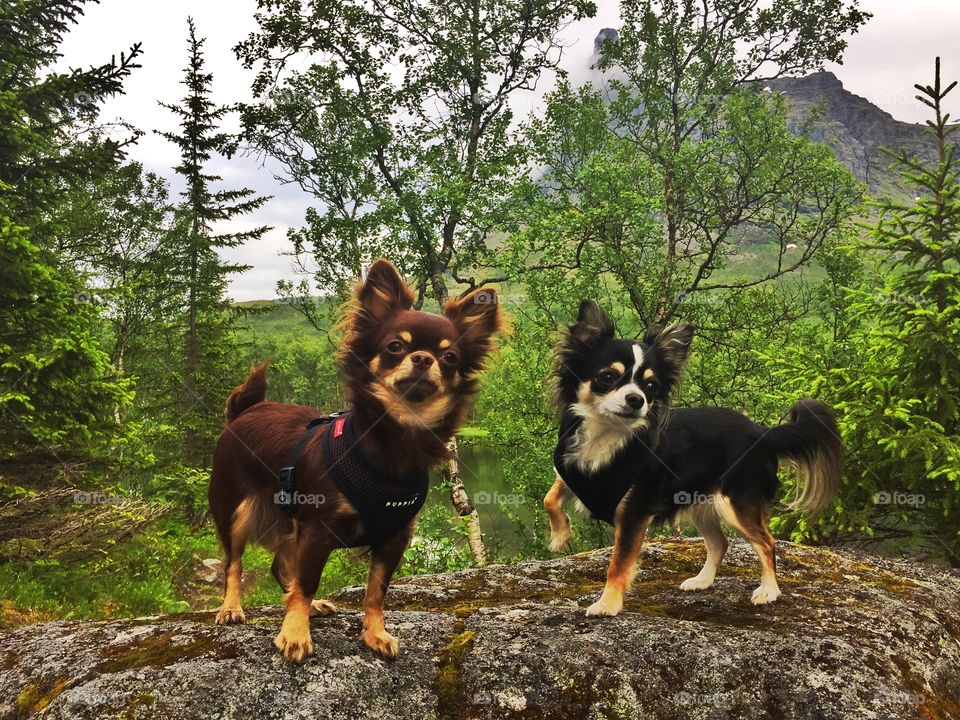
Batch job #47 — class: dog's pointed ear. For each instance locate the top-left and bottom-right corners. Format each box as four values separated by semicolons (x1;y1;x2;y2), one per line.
443;288;504;377
356;259;414;324
571;300;615;345
644;322;694;377
444;287;503;369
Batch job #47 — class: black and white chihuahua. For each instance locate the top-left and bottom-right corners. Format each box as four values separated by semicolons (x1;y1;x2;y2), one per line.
546;301;843;615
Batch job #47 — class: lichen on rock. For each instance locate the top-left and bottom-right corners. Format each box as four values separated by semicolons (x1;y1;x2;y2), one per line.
1;539;957;719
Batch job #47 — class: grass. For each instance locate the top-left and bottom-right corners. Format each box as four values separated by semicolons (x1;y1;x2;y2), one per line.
0;505;372;629
456;426;490;440
236;299;321;336
0;515;200;627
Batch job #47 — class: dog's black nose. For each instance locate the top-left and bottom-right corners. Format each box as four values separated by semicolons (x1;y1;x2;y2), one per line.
625;392;645;409
411;352;434;368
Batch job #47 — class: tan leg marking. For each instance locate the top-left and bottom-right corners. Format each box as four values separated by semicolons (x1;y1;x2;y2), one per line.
586;514;652;617
544;473;573;552
715;495;781;605
362;606;397;658
215;499;255;625
679;501;728;592
361;525;413;658
215;561;246;624
274;585;314;663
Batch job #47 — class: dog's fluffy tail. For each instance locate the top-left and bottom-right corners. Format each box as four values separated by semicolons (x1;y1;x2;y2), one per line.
764;399;844;514
225;363;269;423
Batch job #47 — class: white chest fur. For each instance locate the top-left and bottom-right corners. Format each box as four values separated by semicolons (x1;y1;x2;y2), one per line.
565;413;637;474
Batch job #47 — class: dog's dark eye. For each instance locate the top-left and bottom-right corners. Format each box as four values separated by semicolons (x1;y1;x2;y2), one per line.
644;380;659;396
386;339;404;353
441;350;459;365
597;370;618;385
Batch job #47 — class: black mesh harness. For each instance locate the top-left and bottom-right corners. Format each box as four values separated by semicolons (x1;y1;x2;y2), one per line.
277;412;429;547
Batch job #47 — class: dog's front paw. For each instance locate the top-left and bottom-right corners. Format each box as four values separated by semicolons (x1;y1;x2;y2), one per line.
679;575;714;592
275;625;314;663
585;594;623;617
362;628;399;658
750;583;782;605
310;599;337;616
215;606;245;624
548;524;572;553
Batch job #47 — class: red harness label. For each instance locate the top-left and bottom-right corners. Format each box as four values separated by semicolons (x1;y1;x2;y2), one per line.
332;416;346;438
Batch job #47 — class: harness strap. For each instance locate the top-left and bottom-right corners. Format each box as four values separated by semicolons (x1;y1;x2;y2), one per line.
277;412;345;517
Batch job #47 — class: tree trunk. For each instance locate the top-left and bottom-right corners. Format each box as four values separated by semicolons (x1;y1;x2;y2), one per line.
443;434;486;566
113;347;125;425
655;166;679;323
184;226;199;466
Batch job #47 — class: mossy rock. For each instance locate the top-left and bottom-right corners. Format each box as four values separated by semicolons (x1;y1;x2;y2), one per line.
0;539;957;719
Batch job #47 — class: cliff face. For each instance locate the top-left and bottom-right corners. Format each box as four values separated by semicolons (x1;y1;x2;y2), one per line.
591;27;939;197
765;72;939;195
2;539;959;720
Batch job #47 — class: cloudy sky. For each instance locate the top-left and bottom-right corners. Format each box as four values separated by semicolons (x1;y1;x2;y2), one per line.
58;0;960;301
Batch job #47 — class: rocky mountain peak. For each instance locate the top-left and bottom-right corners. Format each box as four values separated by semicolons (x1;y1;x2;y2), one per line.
583;28;940;195
777;70;846;92
593;27;619;55
764;71;935;192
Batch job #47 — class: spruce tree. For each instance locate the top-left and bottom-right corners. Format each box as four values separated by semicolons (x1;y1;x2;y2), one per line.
771;59;960;565
870;58;960;437
851;57;960;564
0;1;140;464
0;0;142;227
159;18;269;465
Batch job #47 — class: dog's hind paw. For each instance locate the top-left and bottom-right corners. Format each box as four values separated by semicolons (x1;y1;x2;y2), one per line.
548;526;572;553
750;583;782;605
362;628;399;658
310;599;337;616
679;575;714;592
215;607;245;624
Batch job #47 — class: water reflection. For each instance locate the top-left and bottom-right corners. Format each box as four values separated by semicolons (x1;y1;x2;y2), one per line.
429;443;533;556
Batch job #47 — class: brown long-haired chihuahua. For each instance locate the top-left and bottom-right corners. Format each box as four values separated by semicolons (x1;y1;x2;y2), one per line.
208;259;502;662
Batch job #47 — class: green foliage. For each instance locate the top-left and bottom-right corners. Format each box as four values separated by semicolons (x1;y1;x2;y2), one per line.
401;484;477;574
767;60;960;564
0;0;142;225
0;200;134;465
0;533;187;624
46;162;185;466
160;18;269;464
0;1;142;464
237;0;597;305
239;325;343;409
598;10;865;322
497;8;862;400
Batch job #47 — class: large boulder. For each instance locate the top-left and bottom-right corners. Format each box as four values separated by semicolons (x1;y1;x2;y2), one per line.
2;538;958;719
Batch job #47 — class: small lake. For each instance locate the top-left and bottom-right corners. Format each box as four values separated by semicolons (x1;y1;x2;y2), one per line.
428;443;536;557
423;443;615;559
